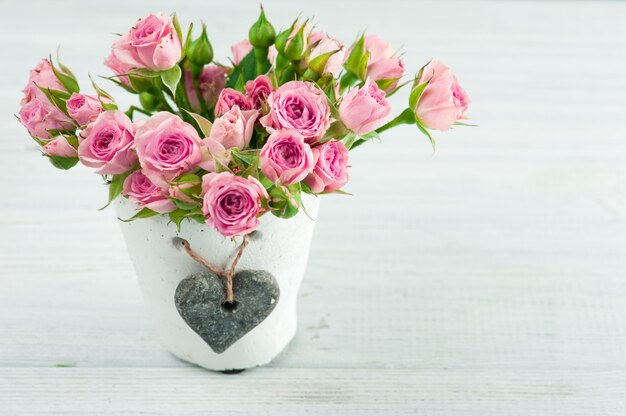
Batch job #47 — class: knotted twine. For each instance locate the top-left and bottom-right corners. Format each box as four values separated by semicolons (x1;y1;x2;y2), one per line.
178;235;249;305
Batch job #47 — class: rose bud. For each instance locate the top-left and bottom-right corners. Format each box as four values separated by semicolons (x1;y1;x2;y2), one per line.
201;172;268;237
307;33;345;77
104;51;134;89
183;66;228;112
134;112;211;188
244;75;274;110
209;106;258;149
110;12;182;72
260;129;314;185
411;60;470;131
78;110;137;174
364;35;405;92
249;6;276;48
187;24;214;66
260;81;331;144
67;93;109;127
19;99;74;140
122;170;176;213
275;21;309;61
304;140;350;193
42;136;78;158
231;39;253;66
21;59;66;105
339;78;392;135
214;88;253;116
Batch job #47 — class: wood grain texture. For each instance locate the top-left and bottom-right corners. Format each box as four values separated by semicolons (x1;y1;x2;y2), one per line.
2;0;626;414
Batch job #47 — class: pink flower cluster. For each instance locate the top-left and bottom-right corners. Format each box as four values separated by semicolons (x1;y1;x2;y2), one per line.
17;9;471;238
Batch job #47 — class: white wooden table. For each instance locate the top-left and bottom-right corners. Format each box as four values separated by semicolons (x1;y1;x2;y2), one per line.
2;0;626;414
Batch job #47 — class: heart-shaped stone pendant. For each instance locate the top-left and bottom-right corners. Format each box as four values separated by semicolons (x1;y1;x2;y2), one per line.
174;270;280;354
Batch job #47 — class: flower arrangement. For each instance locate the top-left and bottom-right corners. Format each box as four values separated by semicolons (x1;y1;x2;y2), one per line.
17;8;470;238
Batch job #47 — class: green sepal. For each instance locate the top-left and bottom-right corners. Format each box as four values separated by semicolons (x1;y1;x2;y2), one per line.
49;55;79;93
161;65;182;97
36;86;71;116
118;207;160;222
343;34;369;80
274;19;297;56
300;181;314;195
375;77;400;93
172;13;184;47
89;75;118;110
409;81;429;111
416;121;436;152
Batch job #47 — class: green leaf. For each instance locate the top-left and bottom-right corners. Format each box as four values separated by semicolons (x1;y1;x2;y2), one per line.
47;155;79;170
269;184;301;219
100;170;133;210
118;207;160;222
231;148;259;166
168;207;204;231
175;173;202;184
224;51;257;91
168;197;200;210
182;109;213;137
160;65;182;97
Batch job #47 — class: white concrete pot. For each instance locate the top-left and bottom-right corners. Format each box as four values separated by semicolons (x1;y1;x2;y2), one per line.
115;194;320;371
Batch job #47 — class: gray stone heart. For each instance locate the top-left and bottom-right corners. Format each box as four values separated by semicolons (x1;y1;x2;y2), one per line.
174;270;280;354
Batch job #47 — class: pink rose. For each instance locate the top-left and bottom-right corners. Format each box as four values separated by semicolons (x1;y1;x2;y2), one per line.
260;130;314;185
244;75;274;110
42;136;78;158
19;99;74;140
413;60;470;131
111;12;182;71
21;59;65;105
201;172;268;237
135;112;209;188
309;33;345;77
67;93;108;127
214;88;253;117
305;140;350;193
260;81;331;144
364;35;405;92
122;170;176;213
339;78;392;135
104;51;134;88
78;110;137;174
231;39;253;65
184;65;228;112
209;106;258;149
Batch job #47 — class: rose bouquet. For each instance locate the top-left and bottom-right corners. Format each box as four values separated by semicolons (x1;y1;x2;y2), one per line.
17;9;470;238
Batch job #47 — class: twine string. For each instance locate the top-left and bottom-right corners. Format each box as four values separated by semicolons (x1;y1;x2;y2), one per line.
179;235;249;303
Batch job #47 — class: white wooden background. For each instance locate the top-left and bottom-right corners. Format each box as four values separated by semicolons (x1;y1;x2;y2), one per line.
2;0;626;414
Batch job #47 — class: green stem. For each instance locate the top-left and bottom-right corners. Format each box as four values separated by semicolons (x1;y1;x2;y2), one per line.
125;105;152;120
351;108;416;150
193;78;208;117
375;108;416;134
254;47;269;76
